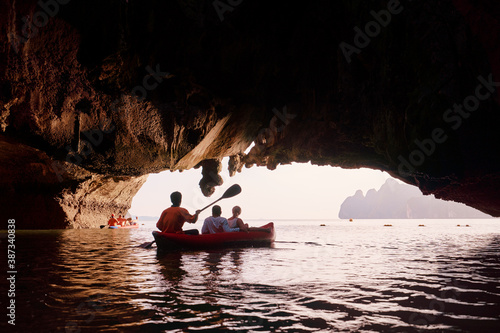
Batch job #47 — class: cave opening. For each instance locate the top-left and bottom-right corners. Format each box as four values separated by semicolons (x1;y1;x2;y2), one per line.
130;161;391;221
129;160;491;223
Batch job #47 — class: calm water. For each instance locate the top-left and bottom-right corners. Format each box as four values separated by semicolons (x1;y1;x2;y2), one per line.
1;219;500;332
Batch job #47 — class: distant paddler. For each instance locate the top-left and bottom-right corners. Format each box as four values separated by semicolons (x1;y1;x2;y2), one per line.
117;214;127;226
127;216;138;225
107;214;119;227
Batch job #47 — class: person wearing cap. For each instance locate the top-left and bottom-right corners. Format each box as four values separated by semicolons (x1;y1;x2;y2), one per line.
107;214;119;227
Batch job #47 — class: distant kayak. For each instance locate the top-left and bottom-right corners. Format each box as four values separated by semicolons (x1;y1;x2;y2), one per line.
109;224;139;229
152;222;275;250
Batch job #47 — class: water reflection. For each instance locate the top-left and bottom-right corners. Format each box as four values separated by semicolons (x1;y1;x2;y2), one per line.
352;235;500;332
3;220;500;332
0;231;68;331
157;251;186;287
152;248;275;332
46;229;162;332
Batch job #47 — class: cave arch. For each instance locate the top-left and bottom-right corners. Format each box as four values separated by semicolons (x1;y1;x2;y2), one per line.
1;0;499;228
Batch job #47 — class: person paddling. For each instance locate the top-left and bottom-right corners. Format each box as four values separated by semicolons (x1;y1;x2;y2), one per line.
117;214;127;226
107;214;118;227
156;191;201;235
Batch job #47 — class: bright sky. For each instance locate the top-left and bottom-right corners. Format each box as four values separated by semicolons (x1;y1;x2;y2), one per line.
130;157;396;220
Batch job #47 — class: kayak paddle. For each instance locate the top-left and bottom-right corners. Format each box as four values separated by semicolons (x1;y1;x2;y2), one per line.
141;184;242;249
198;183;242;212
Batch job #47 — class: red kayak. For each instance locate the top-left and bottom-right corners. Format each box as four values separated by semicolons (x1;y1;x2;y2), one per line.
109;224;139;229
152;222;275;250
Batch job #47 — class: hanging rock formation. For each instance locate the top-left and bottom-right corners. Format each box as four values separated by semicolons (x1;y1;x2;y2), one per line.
0;0;499;228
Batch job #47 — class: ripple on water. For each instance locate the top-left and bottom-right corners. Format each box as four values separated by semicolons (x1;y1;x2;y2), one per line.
3;220;500;332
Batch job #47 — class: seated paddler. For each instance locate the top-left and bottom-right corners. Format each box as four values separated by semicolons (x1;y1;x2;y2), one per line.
156;191;201;235
201;205;240;234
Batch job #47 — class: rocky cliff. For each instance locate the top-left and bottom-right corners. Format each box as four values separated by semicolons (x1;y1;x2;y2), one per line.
1;0;499;228
339;178;490;219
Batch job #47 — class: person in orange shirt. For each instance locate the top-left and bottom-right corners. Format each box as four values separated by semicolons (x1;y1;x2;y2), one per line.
107;214;118;227
156;191;201;235
117;214;127;226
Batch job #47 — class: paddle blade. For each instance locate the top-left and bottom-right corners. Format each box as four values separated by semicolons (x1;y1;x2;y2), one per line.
198;184;242;213
221;184;241;199
138;241;155;248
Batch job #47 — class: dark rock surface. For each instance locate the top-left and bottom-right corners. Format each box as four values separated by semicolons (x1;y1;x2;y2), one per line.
339;178;490;219
1;0;499;228
0;134;147;228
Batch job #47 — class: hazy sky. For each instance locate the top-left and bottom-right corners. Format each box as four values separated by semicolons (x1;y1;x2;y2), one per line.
130;157;398;220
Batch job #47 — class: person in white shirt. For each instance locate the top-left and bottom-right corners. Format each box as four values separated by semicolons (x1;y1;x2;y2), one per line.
201;205;240;234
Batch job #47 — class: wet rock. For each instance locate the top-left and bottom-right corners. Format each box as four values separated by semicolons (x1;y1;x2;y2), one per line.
1;0;499;228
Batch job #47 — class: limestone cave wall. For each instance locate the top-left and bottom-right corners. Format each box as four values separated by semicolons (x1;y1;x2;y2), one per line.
0;0;499;228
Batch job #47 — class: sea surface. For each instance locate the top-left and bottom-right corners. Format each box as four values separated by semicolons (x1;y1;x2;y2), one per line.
1;219;499;332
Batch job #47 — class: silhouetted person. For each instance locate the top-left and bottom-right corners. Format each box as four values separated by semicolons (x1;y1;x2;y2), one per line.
107;214;118;227
228;206;249;232
157;191;200;235
201;205;240;234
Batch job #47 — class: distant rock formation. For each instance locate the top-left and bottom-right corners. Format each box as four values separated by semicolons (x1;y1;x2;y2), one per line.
339;179;491;219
